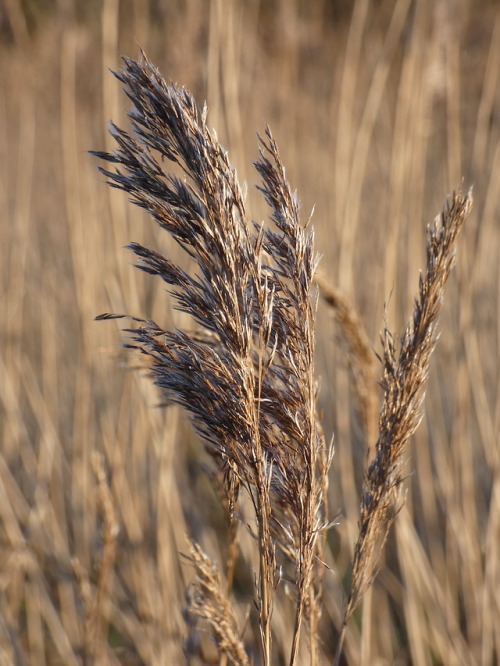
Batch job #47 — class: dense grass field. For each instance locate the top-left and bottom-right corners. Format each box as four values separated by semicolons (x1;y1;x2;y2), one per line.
0;1;499;664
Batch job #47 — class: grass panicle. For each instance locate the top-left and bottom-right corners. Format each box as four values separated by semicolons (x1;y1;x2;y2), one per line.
185;539;250;666
93;55;331;666
333;188;473;665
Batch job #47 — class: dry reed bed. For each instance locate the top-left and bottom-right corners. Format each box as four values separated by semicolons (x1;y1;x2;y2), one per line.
0;1;498;664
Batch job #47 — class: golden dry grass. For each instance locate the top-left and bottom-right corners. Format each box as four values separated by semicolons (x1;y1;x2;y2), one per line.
0;1;499;664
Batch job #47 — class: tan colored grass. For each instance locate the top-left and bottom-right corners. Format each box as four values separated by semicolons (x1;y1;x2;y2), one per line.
185;539;250;666
0;2;498;665
334;188;473;665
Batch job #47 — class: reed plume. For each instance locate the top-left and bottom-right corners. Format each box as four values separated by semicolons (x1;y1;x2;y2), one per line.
333;188;473;665
93;55;331;666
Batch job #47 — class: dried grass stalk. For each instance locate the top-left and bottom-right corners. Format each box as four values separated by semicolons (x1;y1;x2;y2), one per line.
315;273;378;448
333;188;473;665
72;452;119;665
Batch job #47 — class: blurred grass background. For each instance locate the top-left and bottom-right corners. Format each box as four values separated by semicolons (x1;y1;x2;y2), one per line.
0;0;499;664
